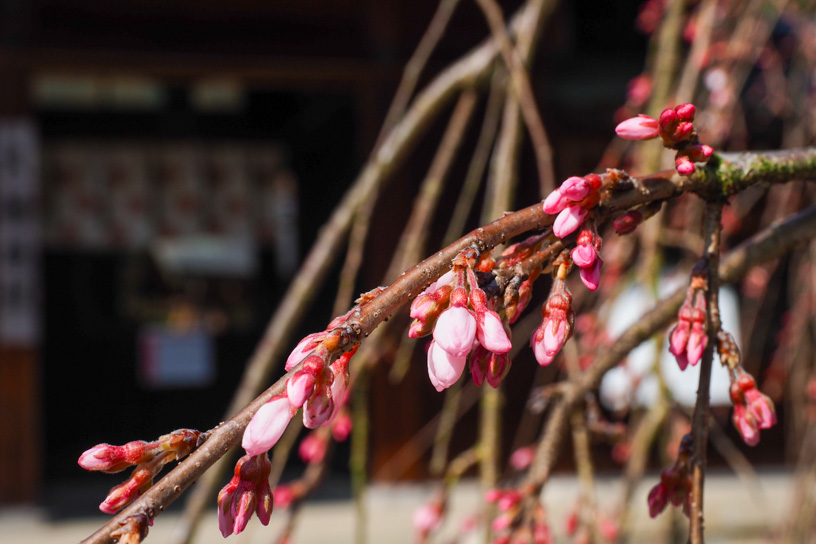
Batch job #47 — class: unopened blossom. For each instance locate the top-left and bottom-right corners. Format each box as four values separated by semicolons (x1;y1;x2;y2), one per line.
272;484;296;509
433;288;477;358
428;340;468;392
298;432;328;464
217;454;273;537
730;372;776;446
78;429;201;474
668;295;706;370
243;395;296;457
647;434;693;518
469;281;512;354
542;175;602;238
331;411;352;441
303;369;334;429
615;114;660;140
571;228;603;291
284;332;324;371
99;458;163;514
409;272;454;339
674;143;714;175
509;446;534;470
531;287;573;366
287;368;317;409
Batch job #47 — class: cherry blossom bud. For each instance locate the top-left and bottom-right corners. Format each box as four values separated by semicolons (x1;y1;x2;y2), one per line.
243;395;296;456
287;370;316;409
675;155;696;175
298;432;328;464
509;446;534;470
745;388;776;429
615;114;660;140
273;485;296;509
613;211;643;235
491;514;513;532
647;481;668;518
285;333;323;371
560;176;592;201
486;352;510;388
578;257;602;291
331;411;352;442
303;389;334;429
470;345;489;386
497;490;522;511
658;108;678;129
475;309;512;354
532;319;567;366
685;320;707;366
542;189;568;214
571;241;596;268
553;205;588;238
217;480;238;537
732;404;759;446
675;103;695;121
433;295;477;358
79;442;151;473
428;340;468;392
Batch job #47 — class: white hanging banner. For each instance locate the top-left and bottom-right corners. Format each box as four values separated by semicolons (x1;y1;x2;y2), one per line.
0;120;40;345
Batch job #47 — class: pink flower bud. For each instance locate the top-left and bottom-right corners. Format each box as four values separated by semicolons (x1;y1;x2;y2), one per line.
303;391;334;429
486;352;510;388
509;446;534;470
578;257;602;291
491;514;513;532
560;176;592;201
287;370;316;409
475;309;512;354
613;211;643;235
745;388;776;430
285;333;322;371
733;404;759;446
242;396;295;457
217;480;238;537
675;155;695;175
531;319;566;366
542;189;568;214
273;485;296;509
331;411;352;441
615;114;660;140
433;302;477;358
409;318;435;338
571;243;596;268
79;444;140;473
553;205;588;238
298;432;328;464
668;321;691;359
675;103;695;122
648;482;668;518
685;321;707;367
497;490;521;511
427;340;468;392
470;345;489;386
659;108;678;129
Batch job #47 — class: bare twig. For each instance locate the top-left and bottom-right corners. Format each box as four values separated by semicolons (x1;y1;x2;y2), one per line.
689;200;723;543
474;0;556;195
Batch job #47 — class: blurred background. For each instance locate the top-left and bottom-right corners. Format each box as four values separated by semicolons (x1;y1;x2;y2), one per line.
1;0;814;541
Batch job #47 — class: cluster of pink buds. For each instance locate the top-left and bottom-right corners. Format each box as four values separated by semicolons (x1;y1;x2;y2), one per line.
488;500;551;544
668;270;707;371
729;370;777;446
243;338;355;458
217;454;273;537
531;262;574;366
412;251;513;392
615;103;714;176
412;498;444;541
542;174;602;238
647;433;693;518
77;429;202;514
571;228;603;291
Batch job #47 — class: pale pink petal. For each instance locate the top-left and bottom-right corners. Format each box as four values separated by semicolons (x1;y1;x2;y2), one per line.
615;114;659;140
242;396;294;457
78;445;116;472
433;305;476;358
427;340;467;392
476;310;512;354
303;393;333;429
531;323;558;366
553;205;588;238
542;189;568;214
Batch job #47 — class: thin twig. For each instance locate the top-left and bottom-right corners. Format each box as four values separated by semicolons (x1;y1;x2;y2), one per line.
688;199;723;543
474;0;556;195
